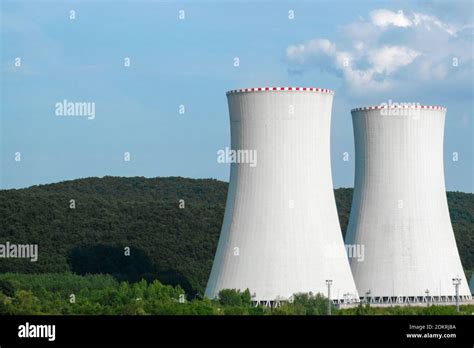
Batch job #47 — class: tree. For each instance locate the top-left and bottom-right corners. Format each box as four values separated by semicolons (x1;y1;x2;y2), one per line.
218;289;252;307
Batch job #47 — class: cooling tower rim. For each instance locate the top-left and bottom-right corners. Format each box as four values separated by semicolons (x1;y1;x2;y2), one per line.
226;87;335;95
351;104;447;112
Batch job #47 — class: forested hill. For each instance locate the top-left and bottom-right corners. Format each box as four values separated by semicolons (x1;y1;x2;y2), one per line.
0;176;472;294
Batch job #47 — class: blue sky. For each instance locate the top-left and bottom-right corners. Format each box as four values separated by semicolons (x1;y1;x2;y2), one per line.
1;0;473;192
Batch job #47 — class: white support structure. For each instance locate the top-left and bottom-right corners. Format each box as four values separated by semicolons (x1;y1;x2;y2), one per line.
205;87;359;302
346;104;471;301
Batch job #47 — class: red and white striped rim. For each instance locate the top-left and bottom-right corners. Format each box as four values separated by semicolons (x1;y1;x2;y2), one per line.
351;105;446;112
226;87;335;95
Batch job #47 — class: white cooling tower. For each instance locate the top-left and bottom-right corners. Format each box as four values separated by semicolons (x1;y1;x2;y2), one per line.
206;87;359;304
346;104;471;304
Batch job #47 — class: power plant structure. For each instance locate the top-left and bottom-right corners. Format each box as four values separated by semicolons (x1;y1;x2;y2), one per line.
205;87;359;306
345;104;472;304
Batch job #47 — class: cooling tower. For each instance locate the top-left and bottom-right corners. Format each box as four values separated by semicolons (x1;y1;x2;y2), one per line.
206;87;359;304
346;104;471;304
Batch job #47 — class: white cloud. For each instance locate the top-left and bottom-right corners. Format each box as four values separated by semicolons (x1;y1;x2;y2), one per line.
412;12;459;35
342;68;394;92
370;9;413;28
335;51;353;69
286;39;419;92
368;46;420;74
354;42;365;51
286;8;473;95
286;39;336;64
369;9;461;36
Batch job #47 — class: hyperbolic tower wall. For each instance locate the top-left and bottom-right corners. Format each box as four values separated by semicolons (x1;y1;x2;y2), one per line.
206;87;359;303
345;104;471;303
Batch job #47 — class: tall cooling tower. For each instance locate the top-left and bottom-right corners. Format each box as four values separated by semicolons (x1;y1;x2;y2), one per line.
206;87;359;304
346;104;471;304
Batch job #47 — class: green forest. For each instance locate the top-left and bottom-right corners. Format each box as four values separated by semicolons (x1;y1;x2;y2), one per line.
0;273;472;315
0;176;472;314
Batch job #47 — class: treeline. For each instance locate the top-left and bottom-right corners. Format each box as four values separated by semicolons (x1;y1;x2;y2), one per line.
0;177;227;294
0;273;472;316
0;176;472;293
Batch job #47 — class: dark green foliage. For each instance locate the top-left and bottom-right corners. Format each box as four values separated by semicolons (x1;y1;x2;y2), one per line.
0;273;119;297
0;177;227;294
446;191;474;273
218;289;252;307
155;270;195;295
0;279;16;297
334;188;354;239
274;292;330;315
0;177;472;295
0;273;473;315
69;244;156;283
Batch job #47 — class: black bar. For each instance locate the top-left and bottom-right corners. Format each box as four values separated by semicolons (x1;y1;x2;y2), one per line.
0;315;472;346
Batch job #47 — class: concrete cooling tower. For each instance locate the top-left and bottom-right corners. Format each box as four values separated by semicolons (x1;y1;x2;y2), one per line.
346;104;471;304
206;87;359;305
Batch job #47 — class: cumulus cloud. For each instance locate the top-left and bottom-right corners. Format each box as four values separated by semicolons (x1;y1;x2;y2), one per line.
286;39;420;92
286;8;473;96
368;46;420;74
370;9;413;28
286;39;336;64
369;9;462;36
412;13;457;35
